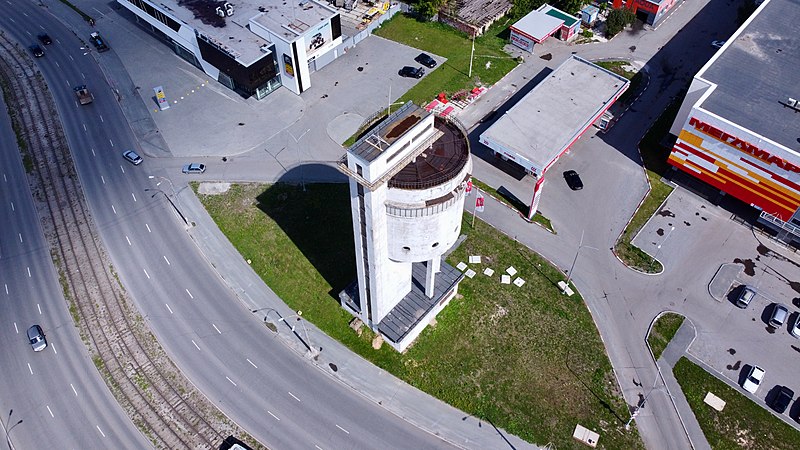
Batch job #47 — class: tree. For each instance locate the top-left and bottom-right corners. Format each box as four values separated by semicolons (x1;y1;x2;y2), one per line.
605;7;635;37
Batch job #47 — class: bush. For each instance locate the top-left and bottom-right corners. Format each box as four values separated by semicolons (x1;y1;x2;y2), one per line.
606;8;636;37
582;29;593;38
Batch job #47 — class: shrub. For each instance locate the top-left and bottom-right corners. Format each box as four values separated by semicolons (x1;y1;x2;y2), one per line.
606;8;636;37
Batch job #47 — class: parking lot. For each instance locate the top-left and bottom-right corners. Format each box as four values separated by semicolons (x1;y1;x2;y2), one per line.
633;187;800;424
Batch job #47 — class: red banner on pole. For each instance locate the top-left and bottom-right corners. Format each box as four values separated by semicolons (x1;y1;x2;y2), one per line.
466;179;473;195
475;193;485;212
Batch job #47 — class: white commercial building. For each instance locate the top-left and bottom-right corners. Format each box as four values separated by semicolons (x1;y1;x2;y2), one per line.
118;0;344;99
338;103;472;352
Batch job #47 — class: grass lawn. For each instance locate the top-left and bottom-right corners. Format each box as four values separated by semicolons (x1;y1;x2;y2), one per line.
197;182;642;449
471;178;554;232
375;14;518;106
647;313;684;360
673;357;800;449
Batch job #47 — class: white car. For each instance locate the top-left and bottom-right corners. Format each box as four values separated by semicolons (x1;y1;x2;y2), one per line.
122;150;143;165
791;313;800;338
182;163;206;174
742;365;765;394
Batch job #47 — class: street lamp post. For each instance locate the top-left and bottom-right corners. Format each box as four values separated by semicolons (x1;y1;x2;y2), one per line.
288;129;311;191
3;409;23;450
651;226;675;267
278;310;316;356
625;376;663;431
563;230;598;294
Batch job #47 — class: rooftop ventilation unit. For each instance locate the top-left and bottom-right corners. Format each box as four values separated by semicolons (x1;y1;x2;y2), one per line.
216;6;226;17
225;2;235;16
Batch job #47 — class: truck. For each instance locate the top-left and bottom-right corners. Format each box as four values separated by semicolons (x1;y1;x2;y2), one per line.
74;85;93;105
89;32;109;52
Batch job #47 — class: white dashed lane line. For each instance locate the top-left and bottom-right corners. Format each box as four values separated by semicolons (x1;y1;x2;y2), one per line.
71;384;78;396
163;255;170;265
288;391;301;402
46;406;54;418
97;425;106;437
28;363;33;375
226;376;237;387
247;359;257;369
145;223;151;233
268;411;280;421
126;236;131;246
143;268;150;279
336;424;350;434
165;303;173;314
185;289;193;299
191;340;200;351
212;324;221;334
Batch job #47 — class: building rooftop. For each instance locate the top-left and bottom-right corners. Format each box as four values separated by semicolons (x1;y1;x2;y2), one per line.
154;0;336;65
447;0;513;27
480;55;629;173
511;7;564;40
349;102;430;162
697;0;800;153
389;118;470;190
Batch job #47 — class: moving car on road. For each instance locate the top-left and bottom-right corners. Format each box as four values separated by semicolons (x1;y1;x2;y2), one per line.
415;53;437;68
74;85;94;105
27;325;47;352
182;163;206;174
563;170;583;190
735;285;756;308
89;31;109;52
30;44;44;57
742;365;765;394
37;33;53;45
398;66;425;79
770;386;794;413
122;150;143;165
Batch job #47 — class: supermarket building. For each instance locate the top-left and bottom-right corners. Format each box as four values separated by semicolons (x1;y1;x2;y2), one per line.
117;0;346;99
669;0;800;242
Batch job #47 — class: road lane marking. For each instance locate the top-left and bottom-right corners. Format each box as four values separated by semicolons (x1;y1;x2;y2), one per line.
145;223;151;233
131;192;137;202
2;173;5;181
212;324;221;334
10;201;13;211
4;284;8;295
165;303;173;314
120;165;125;174
335;424;350;434
111;205;117;215
19;233;23;243
27;267;31;277
126;236;131;246
51;344;57;355
14;322;18;333
97;425;106;437
37;304;41;314
100;115;104;123
28;363;33;374
101;175;105;184
185;289;193;299
163;255;170;265
109;139;114;147
47;406;54;418
315;445;323;450
83;123;87;131
71;384;78;396
143;268;150;279
247;359;257;368
226;376;237;387
91;148;95;156
288;391;301;402
192;340;200;351
268;411;280;421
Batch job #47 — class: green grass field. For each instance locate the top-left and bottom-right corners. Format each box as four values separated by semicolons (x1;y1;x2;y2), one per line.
674;357;800;449
647;313;684;360
375;14;518;106
197;182;643;448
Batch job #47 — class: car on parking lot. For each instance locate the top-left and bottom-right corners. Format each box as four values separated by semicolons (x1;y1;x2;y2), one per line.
398;66;425;79
122;150;142;165
742;365;765;394
414;53;437;68
770;386;794;413
735;285;756;308
563;170;583;190
30;44;44;57
182;163;206;174
711;40;726;48
38;33;53;45
791;313;800;338
769;303;789;329
27;325;47;352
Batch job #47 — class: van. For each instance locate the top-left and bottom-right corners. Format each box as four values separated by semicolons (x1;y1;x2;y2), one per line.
769;303;789;329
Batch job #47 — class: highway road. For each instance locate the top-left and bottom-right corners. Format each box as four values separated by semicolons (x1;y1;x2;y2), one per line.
0;84;150;449
1;5;461;449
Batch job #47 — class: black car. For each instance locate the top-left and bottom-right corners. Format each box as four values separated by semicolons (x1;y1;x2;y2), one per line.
563;170;583;190
415;53;437;68
37;33;53;45
30;44;44;57
770;386;794;413
398;66;425;79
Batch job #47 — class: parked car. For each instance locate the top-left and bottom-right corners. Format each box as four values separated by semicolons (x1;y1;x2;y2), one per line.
563;170;584;190
769;303;789;329
711;40;726;48
791;313;800;338
414;53;437;68
30;44;44;57
182;163;206;174
398;66;424;79
27;325;47;352
742;365;765;394
37;33;53;45
770;386;794;413
122;150;143;165
735;285;756;308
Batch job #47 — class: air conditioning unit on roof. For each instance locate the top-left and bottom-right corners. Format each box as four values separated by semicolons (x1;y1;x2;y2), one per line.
788;98;798;108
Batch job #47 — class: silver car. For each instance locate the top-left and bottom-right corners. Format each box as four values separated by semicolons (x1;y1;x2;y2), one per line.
182;163;206;174
122;150;143;165
27;325;47;352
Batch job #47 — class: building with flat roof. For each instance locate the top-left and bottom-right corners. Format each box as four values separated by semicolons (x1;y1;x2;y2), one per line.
338;102;472;351
118;0;344;98
612;0;681;26
480;55;628;218
669;0;800;243
509;4;581;52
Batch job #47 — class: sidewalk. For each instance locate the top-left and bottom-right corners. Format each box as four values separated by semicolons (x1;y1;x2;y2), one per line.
178;187;539;450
